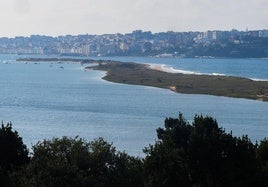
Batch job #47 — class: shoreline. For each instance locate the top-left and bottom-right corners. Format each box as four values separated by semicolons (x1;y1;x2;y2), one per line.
90;61;268;102
17;57;268;102
148;64;268;81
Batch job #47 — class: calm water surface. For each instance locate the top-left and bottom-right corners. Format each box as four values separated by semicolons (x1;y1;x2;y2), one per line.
92;56;268;80
0;55;268;156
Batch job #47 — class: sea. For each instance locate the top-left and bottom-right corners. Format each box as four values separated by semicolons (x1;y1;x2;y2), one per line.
0;54;268;156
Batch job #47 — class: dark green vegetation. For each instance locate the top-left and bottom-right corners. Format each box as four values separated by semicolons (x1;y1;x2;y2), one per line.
23;137;143;187
2;114;268;186
90;61;268;101
0;122;29;186
1;123;143;187
144;114;264;186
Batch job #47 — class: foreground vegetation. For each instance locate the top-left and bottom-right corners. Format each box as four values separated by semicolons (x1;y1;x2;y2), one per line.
2;114;268;186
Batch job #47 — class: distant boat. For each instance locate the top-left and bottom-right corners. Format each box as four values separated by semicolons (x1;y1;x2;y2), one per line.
3;61;9;64
60;66;64;69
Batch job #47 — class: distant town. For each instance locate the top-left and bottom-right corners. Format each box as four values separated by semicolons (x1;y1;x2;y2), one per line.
1;29;268;58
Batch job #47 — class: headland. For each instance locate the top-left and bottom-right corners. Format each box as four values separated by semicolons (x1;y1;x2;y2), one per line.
17;58;268;101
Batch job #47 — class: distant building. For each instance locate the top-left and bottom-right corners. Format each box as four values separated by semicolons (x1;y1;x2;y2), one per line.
248;31;259;37
99;44;117;56
82;45;90;56
212;31;217;40
259;30;268;38
119;43;128;51
194;31;217;43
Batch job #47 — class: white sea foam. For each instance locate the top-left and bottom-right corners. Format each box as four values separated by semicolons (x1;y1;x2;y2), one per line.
149;64;202;75
212;73;226;76
149;64;226;76
251;78;268;81
148;64;268;81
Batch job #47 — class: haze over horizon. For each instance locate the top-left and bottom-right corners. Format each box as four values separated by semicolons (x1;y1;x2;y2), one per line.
0;0;267;37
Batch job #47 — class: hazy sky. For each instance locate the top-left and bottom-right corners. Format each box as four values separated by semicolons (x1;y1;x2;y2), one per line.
0;0;267;37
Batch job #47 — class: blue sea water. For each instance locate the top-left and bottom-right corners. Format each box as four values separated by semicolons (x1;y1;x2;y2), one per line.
0;55;268;156
91;56;268;80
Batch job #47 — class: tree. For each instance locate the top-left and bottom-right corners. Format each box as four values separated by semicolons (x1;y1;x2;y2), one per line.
256;139;268;185
22;137;143;187
0;122;29;169
144;114;259;187
22;136;89;186
0;122;29;186
144;114;192;186
189;117;258;186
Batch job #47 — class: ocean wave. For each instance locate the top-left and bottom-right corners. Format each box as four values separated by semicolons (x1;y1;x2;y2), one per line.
250;78;268;81
149;64;203;75
168;66;203;75
211;73;226;76
148;64;268;81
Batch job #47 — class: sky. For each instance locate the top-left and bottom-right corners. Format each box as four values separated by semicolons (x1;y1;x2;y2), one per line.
0;0;267;37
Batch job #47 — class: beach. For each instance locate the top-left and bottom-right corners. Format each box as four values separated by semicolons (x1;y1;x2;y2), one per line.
91;60;268;101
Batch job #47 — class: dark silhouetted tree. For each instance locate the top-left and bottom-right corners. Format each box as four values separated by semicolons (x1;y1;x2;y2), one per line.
256;139;268;185
144;113;192;186
144;113;260;187
0;122;29;186
22;137;143;187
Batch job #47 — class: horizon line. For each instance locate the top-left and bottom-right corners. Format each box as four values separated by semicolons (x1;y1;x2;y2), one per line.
1;28;267;39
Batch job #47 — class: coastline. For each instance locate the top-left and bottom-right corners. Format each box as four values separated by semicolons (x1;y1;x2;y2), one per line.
90;61;268;102
17;57;268;102
148;64;268;81
148;64;268;101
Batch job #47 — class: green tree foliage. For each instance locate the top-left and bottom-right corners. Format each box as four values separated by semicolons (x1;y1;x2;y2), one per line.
144;114;261;187
143;114;192;186
21;137;143;187
256;139;268;185
0;122;29;186
3;115;268;186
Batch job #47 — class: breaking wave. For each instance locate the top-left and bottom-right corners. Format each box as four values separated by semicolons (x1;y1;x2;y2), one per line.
149;64;226;76
148;63;268;82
